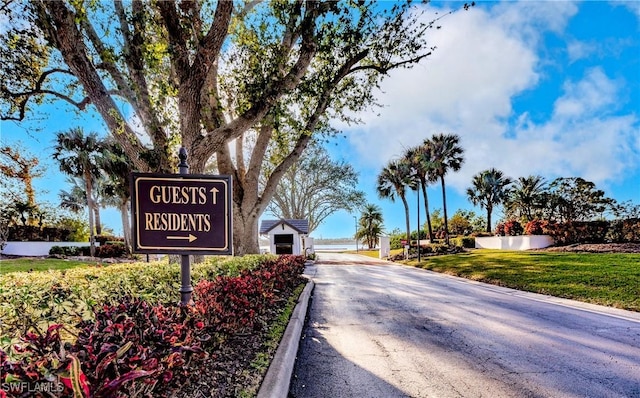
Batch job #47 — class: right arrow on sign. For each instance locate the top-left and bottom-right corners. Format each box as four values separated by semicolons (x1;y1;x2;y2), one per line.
167;234;198;242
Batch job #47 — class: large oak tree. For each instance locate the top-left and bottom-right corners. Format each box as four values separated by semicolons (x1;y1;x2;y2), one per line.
1;0;469;254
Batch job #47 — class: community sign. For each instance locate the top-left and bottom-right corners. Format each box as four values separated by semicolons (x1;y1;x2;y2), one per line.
131;173;233;255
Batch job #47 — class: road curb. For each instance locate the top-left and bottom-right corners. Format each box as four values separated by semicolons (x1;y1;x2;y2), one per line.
257;276;314;398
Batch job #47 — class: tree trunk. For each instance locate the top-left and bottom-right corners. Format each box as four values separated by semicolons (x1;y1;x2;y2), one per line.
233;206;260;255
401;195;411;243
84;170;96;257
94;206;102;235
421;182;433;241
120;200;131;254
440;177;449;245
486;205;493;233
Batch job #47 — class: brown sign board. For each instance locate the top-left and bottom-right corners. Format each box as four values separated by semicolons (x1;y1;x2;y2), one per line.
131;173;233;255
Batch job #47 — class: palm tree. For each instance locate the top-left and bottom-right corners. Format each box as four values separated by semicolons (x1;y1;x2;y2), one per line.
53;128;106;257
428;133;464;244
404;144;436;241
505;175;548;222
97;139;134;253
466;168;513;232
59;177;88;214
357;203;384;248
376;159;415;243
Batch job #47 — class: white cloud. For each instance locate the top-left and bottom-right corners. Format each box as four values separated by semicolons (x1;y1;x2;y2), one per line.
615;1;640;21
340;2;639;197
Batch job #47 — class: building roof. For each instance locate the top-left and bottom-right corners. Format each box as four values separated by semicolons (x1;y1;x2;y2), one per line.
260;219;309;235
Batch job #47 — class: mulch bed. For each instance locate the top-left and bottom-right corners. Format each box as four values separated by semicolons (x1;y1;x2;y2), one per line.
541;243;640;253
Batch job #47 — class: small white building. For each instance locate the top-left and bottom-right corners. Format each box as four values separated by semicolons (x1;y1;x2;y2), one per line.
259;219;312;255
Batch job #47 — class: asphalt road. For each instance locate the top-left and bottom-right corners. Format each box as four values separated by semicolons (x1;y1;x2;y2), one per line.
289;252;640;398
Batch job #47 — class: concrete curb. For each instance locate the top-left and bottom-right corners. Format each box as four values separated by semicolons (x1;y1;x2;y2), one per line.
257;277;314;398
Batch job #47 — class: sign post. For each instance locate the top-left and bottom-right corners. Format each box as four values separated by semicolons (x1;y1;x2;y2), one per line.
178;147;192;306
131;147;233;305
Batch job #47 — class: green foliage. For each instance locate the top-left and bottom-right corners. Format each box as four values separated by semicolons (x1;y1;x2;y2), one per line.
0;255;306;397
546;177;613;222
466;168;512;232
606;218;640;243
0;255;278;346
428;209;444;234
56;216;90;242
389;228;405;250
449;209;486;235
49;245;90;257
1;0;474;254
357;203;384;249
450;236;475;249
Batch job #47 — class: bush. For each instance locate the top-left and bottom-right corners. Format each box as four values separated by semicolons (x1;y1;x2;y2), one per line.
503;220;524;236
608;218;640;243
95;235;124;245
543;220;609;245
0;256;272;345
525;219;547;235
450;236;475;248
0;255;306;398
95;243;126;258
49;245;89;256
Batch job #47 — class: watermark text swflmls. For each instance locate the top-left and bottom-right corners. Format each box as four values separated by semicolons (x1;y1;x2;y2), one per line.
1;380;65;395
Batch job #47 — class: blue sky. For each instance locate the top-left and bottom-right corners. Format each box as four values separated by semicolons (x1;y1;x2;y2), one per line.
1;1;639;240
313;0;640;239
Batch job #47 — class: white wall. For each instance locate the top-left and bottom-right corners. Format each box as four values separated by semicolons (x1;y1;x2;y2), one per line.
379;236;390;259
1;242;93;256
475;235;554;250
302;236;314;255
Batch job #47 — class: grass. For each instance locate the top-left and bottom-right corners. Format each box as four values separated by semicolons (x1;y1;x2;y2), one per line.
238;281;307;398
346;248;404;258
403;250;640;311
0;257;95;274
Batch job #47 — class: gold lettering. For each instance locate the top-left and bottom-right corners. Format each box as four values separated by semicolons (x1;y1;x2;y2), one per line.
203;214;210;231
145;213;153;230
150;186;161;204
143;212;213;231
198;187;207;204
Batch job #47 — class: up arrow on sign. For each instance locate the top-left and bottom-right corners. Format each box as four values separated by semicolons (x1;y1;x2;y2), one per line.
130;173;233;255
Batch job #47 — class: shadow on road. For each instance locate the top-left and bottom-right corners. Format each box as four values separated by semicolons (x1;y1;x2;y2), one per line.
289;295;412;398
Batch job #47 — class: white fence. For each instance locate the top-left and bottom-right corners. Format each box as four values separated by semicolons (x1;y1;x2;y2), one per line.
1;242;92;256
475;235;554;250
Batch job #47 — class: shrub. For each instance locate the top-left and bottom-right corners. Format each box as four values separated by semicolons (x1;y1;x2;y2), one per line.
611;218;640;243
503;220;524;236
543;221;609;245
71;298;207;397
49;245;87;256
525;219;547;235
0;256;267;345
94;235;124;245
95;243;126;258
0;255;307;397
451;236;475;248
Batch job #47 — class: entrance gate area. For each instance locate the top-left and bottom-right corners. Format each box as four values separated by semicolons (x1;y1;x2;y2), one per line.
274;234;294;254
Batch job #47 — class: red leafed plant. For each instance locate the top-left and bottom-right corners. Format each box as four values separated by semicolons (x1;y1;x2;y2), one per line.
195;255;306;339
0;324;88;398
1;255;307;397
525;219;547;235
70;298;207;397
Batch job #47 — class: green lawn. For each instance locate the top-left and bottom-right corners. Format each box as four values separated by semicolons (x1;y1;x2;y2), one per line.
0;258;94;274
403;250;640;311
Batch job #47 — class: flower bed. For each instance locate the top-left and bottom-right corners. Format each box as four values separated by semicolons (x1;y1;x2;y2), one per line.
0;255;306;397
